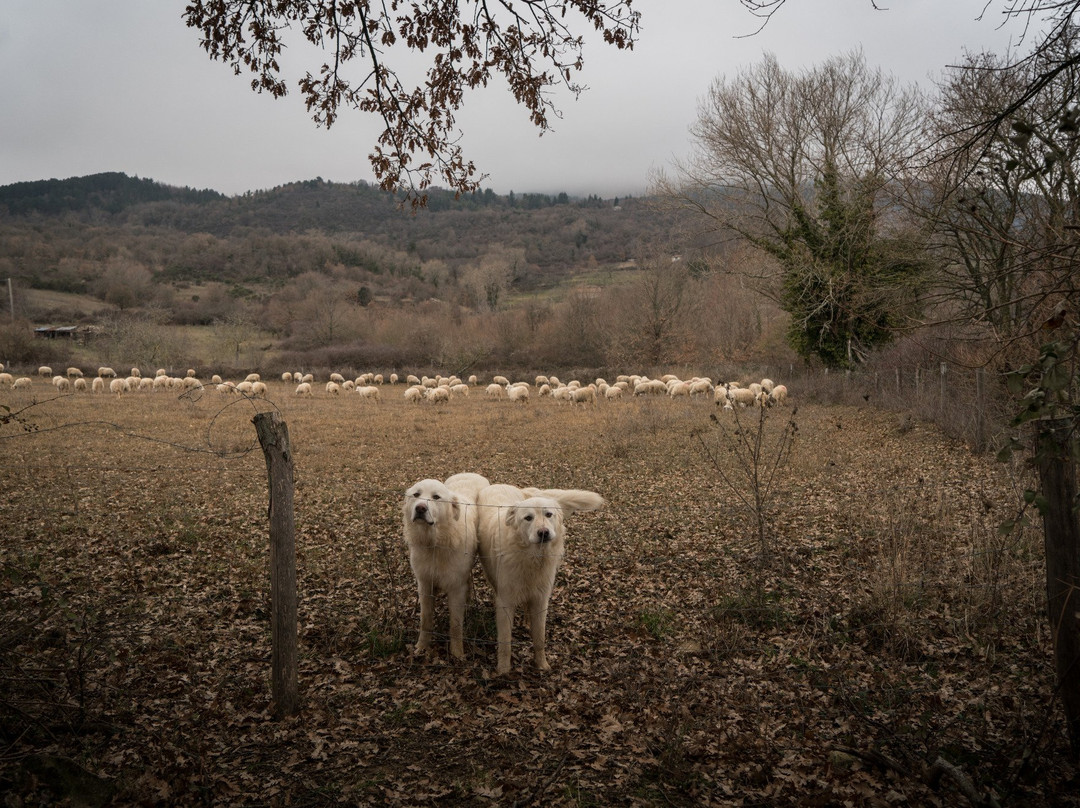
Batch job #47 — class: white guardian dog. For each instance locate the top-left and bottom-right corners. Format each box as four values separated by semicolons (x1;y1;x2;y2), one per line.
476;484;605;674
402;473;489;660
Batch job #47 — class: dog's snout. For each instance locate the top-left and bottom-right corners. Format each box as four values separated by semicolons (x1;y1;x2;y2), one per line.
415;502;427;514
536;528;551;543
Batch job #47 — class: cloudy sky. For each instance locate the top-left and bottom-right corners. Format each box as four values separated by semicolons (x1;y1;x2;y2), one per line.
0;1;1044;199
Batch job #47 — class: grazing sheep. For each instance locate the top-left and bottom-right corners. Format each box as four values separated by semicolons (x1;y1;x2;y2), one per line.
249;381;266;396
330;373;345;384
390;373;399;384
748;383;763;398
293;372;303;383
669;381;692;398
492;375;510;386
404;386;424;402
604;385;623;400
188;369;198;378
507;384;530;402
549;375;561;387
38;366;53;377
374;374;384;385
183;377;205;392
98;367;116;378
468;374;478;385
538;383;552;397
138;377;154;391
634;379;667;396
450;383;470;397
73;378;88;392
357;385;381;402
342;379;356;391
13;377;33;390
211;375;224;385
281;372;293;383
92;377;105;393
760;378;775;393
690;379;714;396
727;387;758;408
768;384;789;406
130;367;142;378
535;375;550;387
236;381;255;395
486;383;506;398
326;381;342;396
0;372;12;387
425;386;450;403
152;375;169;391
301;373;314;384
155;368;167;377
66;367;83;378
571;386;597;405
108;378;128;397
52;375;70;392
295;382;313;397
407;374;421;386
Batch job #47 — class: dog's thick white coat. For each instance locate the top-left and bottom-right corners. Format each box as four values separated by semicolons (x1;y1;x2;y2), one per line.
402;473;489;659
476;483;604;674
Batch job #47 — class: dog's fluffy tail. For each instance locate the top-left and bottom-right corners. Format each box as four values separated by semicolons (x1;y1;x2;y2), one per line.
524;488;605;515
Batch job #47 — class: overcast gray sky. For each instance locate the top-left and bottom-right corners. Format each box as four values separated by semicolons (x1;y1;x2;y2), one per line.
0;1;1043;199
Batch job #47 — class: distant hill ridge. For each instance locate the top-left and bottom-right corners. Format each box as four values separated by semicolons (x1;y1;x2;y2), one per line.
0;172;224;216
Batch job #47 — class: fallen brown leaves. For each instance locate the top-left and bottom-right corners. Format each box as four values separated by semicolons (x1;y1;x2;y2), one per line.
0;387;1076;805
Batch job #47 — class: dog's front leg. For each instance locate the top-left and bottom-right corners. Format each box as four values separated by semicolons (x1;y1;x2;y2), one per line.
495;597;515;674
529;600;550;671
447;585;467;660
415;580;435;654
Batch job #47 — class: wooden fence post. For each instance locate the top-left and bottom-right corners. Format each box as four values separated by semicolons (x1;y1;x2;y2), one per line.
253;411;299;718
1035;417;1080;753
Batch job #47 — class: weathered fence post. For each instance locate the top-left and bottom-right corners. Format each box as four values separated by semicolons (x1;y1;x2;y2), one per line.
1035;417;1080;753
939;362;948;415
252;411;299;718
974;368;986;452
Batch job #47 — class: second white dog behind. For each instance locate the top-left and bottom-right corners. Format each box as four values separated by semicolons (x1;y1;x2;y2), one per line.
476;483;605;675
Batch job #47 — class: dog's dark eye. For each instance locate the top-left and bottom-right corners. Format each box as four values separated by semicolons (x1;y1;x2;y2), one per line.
432;494;440;500
413;491;420;497
545;512;554;518
523;514;533;522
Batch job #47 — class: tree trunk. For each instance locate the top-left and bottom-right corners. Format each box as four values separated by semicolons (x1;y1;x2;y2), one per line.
252;411;299;718
1035;417;1080;754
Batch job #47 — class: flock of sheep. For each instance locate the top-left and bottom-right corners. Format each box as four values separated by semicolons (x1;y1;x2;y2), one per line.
0;363;788;409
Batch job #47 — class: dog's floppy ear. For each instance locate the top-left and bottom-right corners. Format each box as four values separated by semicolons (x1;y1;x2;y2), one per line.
451;494;462;521
504;504;518;526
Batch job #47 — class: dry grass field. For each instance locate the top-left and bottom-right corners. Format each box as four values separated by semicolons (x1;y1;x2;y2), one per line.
1;378;1077;806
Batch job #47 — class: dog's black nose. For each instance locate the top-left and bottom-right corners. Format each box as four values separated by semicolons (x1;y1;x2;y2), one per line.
536;529;551;543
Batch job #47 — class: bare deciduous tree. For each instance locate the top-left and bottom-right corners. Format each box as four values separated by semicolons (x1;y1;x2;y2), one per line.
655;51;930;368
183;1;640;205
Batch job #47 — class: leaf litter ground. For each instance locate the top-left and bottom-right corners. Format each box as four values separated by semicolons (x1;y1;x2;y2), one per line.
0;385;1076;805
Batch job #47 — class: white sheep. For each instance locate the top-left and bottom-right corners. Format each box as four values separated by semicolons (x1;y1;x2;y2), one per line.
768;384;789;406
217;382;238;395
425;386;450;403
326;381;342;396
330;372;345;384
342;379;356;391
98;367;116;378
236;381;255;395
211;374;223;385
52;375;70;392
108;377;128;397
281;372;293;383
184;377;205;392
301;373;314;384
130;367;142;378
450;383;470;397
38;366;53;377
13;377;33;390
356;385;381;402
295;382;313;397
251;381;268;397
604;385;624;400
486;383;506;398
404;385;424;402
571;386;597;405
407;374;421;386
390;373;399;384
0;372;12;387
492;375;510;386
73;377;88;392
374;374;384;385
468;374;478;385
727;387;758;408
293;372;303;383
669;381;692;398
507;384;530;402
187;369;198;378
138;377;154;391
760;378;775;393
155;368;167;377
535;375;550;387
92;377;105;393
66;367;83;378
689;379;714;396
538;383;552;397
